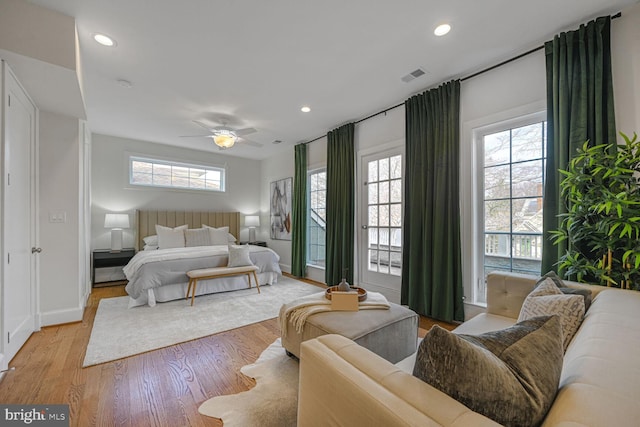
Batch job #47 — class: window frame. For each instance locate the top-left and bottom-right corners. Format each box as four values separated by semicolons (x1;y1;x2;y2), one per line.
128;155;226;193
306;167;327;269
473;111;547;304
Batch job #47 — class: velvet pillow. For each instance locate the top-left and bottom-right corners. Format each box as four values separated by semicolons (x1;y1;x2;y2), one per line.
185;227;211;247
155;224;187;249
518;278;585;351
413;316;563;427
536;271;592;312
227;245;253;267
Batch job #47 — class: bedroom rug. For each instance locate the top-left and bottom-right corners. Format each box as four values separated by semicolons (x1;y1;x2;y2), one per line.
198;338;298;427
83;277;322;367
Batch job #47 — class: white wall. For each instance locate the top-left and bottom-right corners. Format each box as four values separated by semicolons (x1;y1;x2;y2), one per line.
612;2;640;135
91;134;262;251
260;146;295;273
39;110;85;325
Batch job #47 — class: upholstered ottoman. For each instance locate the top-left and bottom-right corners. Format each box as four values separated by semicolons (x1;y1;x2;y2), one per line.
281;302;418;364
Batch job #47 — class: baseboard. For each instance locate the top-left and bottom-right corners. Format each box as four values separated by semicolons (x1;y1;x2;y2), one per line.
0;353;5;372
40;306;83;327
279;263;291;274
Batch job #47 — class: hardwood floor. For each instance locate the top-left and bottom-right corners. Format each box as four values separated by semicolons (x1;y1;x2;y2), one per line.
0;285;455;427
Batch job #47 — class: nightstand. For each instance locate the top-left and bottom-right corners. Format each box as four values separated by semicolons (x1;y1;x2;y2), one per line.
239;241;267;247
92;249;135;286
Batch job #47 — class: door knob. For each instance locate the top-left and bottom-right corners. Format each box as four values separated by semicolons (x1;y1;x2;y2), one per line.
31;247;42;253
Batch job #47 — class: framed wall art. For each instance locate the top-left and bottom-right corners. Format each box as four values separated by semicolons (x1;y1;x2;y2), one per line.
270;177;292;240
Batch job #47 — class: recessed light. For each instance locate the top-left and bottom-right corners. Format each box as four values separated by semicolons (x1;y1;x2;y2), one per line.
272;140;283;145
434;24;451;37
93;33;116;47
301;106;311;113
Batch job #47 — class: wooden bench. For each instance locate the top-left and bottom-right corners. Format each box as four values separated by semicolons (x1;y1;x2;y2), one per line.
185;265;260;306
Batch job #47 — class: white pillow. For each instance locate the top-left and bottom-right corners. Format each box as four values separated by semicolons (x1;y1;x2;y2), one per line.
185;227;211;247
202;224;230;245
143;235;158;246
143;244;158;251
518;278;585;351
228;233;237;243
227;245;254;267
155;224;187;249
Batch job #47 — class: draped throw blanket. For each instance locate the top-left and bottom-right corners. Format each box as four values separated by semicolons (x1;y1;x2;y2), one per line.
401;80;464;323
278;291;390;337
541;16;617;275
291;144;308;277
325;123;355;286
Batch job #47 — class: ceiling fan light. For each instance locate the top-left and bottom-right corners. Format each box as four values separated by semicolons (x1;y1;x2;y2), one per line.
213;133;236;148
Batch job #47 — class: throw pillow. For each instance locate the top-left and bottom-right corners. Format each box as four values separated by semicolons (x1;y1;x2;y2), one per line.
227;245;253;267
413;316;563;427
202;224;230;245
155;224;187;249
518;278;585;351
185;227;212;247
143;234;158;246
537;271;593;312
228;233;237;243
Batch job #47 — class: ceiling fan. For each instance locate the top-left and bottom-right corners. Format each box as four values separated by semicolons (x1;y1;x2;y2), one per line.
182;120;263;149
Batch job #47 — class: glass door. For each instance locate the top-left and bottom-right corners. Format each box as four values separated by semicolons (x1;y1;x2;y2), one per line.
360;149;403;290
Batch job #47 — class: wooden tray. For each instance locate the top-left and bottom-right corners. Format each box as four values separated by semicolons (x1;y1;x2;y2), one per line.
325;286;367;301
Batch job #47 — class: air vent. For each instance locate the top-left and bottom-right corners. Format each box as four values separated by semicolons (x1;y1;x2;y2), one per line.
401;68;427;83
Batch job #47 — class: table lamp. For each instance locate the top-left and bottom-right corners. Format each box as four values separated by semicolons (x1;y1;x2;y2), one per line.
104;213;130;252
245;215;260;243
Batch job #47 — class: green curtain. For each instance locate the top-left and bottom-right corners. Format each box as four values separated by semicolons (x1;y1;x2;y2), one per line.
325;123;355;286
401;80;464;322
541;16;617;275
291;143;307;277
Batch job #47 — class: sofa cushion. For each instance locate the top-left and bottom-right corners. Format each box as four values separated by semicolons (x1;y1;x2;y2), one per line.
537;271;593;311
413;316;563;427
518;278;585;350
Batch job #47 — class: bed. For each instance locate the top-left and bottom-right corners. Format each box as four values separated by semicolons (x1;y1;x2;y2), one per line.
124;210;282;307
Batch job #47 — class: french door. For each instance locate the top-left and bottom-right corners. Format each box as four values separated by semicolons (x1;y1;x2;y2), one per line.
359;148;403;293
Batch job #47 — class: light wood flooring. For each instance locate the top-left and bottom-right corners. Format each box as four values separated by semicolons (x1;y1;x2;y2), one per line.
0;283;455;427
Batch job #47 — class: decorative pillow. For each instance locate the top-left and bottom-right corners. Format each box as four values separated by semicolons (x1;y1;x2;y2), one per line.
537;271;593;312
185;227;211;247
202;224;231;245
413;316;563;426
143;235;158;246
518;278;585;350
155;224;187;249
227;245;253;267
143;244;158;251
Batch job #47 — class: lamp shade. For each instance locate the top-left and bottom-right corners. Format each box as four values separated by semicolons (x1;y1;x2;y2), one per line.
104;213;130;229
245;215;260;227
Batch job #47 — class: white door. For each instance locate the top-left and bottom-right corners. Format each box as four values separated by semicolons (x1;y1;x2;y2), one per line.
359;149;403;294
2;62;37;369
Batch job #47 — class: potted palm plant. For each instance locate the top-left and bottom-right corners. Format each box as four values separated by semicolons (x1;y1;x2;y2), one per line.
551;132;640;289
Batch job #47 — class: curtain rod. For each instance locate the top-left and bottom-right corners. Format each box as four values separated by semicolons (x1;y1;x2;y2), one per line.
300;11;622;146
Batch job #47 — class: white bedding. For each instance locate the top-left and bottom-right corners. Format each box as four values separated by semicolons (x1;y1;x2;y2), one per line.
124;245;282;307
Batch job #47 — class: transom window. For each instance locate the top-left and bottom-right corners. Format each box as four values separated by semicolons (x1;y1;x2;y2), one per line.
477;119;546;303
307;169;326;267
129;156;225;192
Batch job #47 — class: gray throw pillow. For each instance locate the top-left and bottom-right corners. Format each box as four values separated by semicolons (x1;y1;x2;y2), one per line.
537;271;592;312
413;316;563;427
227;245;254;267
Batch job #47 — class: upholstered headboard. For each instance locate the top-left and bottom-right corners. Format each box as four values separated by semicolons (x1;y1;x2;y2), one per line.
135;210;240;250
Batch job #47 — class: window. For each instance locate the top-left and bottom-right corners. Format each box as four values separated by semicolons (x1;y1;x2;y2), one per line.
477;120;546;303
365;154;402;276
129;156;225;192
307;169;326;267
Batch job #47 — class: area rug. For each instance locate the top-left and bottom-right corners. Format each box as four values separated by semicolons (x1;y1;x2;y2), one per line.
199;338;298;427
197;338;420;427
83;277;322;367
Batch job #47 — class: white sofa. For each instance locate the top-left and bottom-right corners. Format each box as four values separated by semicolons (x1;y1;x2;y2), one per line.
297;271;640;426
